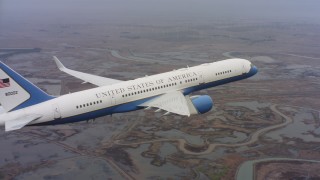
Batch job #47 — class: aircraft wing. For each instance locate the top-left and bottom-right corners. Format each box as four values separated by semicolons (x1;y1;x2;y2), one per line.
139;91;198;116
5;114;42;131
53;56;122;87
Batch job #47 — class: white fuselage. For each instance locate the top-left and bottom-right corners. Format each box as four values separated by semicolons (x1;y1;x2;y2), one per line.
0;58;255;126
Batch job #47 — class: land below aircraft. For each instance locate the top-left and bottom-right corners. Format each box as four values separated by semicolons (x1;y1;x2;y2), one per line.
0;57;258;131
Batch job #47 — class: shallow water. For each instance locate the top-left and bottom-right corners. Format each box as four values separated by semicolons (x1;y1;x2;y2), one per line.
266;111;320;142
227;101;271;112
16;156;123;180
155;129;204;145
126;144;187;179
215;131;247;144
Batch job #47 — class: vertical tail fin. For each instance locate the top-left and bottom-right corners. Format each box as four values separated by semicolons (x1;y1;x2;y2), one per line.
0;61;55;112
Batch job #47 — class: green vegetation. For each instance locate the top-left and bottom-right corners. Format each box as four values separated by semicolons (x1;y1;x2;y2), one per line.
209;166;229;180
195;165;229;180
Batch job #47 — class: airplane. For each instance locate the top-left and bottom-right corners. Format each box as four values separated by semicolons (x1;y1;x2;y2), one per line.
0;57;258;131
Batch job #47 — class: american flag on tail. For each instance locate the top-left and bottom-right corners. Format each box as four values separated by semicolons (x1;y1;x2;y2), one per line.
0;78;10;88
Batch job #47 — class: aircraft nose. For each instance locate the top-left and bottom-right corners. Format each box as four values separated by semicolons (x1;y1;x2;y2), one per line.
249;64;258;76
251;65;258;75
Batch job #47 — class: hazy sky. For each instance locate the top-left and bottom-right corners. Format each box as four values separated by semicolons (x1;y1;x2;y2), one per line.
1;0;320;25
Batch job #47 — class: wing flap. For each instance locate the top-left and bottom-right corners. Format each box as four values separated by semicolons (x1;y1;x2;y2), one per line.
53;56;122;87
5;114;42;131
140;91;197;116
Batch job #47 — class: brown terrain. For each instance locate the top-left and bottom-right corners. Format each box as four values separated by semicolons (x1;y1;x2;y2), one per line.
0;14;320;180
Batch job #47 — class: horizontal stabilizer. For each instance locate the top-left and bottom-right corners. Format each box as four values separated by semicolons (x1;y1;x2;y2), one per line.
53;56;122;87
5;114;42;131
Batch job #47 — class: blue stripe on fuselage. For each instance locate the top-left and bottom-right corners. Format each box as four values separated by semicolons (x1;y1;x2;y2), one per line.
184;65;258;95
33;66;258;126
32;97;153;126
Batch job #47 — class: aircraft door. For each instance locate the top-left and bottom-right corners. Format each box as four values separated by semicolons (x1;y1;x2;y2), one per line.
242;63;246;74
52;104;61;119
110;95;116;106
198;72;206;84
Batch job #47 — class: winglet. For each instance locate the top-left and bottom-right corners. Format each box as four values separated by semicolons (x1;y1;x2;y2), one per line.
52;56;122;87
53;56;66;70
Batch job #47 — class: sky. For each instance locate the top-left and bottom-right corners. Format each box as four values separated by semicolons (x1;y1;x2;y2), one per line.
0;0;320;25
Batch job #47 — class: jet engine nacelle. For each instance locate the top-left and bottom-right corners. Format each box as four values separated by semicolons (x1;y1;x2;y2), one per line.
190;95;213;114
